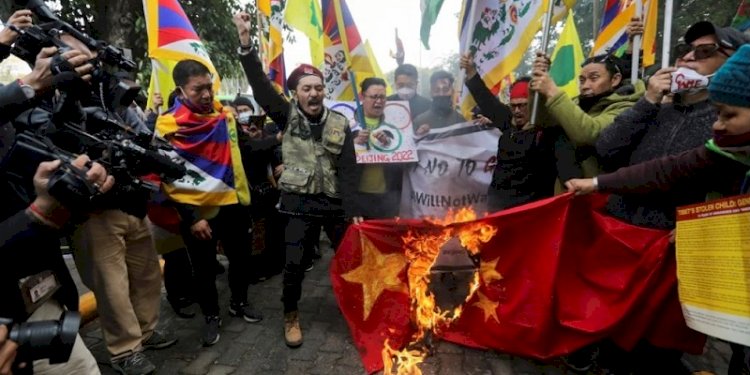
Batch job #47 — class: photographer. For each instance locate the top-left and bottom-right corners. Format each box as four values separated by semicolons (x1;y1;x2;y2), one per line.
0;8;107;374
49;34;177;374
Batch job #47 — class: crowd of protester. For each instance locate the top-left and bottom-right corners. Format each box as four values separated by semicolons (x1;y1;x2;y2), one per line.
1;5;749;375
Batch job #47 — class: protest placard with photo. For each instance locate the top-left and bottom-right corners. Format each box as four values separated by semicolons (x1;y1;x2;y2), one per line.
326;100;418;164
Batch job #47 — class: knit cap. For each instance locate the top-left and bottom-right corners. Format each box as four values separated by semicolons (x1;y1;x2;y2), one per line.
709;44;750;108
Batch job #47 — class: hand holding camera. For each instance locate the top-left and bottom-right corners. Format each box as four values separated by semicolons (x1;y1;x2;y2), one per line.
29;154;114;228
0;325;19;375
0;10;33;46
20;46;93;95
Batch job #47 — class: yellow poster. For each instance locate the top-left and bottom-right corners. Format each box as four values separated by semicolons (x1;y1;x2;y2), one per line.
676;195;750;346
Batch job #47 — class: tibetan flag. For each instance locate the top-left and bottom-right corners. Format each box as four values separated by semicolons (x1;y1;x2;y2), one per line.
732;0;750;32
322;0;386;100
642;0;658;66
331;194;706;373
269;52;288;95
592;0;645;57
285;0;325;69
143;0;220;112
550;11;585;98
420;0;445;50
155;100;250;206
458;0;548;118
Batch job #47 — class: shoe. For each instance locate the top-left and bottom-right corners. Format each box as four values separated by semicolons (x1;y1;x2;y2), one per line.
168;297;195;319
142;331;178;351
112;352;156;375
284;311;303;348
303;261;314;272
229;301;263;323
562;345;599;372
203;315;222;347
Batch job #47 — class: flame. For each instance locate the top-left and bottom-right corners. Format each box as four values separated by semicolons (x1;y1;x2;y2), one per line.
383;207;497;375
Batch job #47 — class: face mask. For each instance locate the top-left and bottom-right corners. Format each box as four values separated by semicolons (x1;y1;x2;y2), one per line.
237;111;252;125
671;67;714;94
432;95;453;114
713;131;750;148
578;91;612;112
397;87;416;100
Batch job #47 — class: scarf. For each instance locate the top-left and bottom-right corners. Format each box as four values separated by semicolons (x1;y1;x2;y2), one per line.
155;99;250;206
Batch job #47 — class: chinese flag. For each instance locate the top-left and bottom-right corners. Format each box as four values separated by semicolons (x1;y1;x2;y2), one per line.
330;194;705;374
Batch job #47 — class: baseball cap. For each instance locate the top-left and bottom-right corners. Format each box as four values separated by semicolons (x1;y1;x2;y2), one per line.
684;21;750;50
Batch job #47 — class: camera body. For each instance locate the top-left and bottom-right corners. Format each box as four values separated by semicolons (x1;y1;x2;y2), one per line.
3;0;186;209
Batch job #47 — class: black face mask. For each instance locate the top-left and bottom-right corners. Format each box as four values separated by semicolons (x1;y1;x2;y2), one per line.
432;95;453;115
578;91;612;112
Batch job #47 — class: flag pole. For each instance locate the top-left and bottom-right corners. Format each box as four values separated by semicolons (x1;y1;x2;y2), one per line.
661;0;673;68
349;69;369;150
631;0;643;82
458;0;478;107
530;0;557;126
348;69;366;125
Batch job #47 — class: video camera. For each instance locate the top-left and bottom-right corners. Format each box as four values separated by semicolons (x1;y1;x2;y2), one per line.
0;312;80;364
11;0;139;109
4;0;186;209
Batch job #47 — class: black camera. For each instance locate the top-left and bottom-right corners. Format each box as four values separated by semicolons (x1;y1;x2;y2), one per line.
3;0;187;209
11;0;139;110
0;311;80;364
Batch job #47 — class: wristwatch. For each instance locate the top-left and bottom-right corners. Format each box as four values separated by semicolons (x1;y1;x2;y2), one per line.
17;79;35;99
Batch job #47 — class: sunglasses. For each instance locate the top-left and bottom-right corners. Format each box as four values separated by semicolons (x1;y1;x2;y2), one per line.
674;43;731;60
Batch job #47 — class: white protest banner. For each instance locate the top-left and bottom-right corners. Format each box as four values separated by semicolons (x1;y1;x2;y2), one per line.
326;100;418;164
400;122;501;218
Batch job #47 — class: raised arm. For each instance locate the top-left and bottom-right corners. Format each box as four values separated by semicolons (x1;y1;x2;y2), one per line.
233;12;290;128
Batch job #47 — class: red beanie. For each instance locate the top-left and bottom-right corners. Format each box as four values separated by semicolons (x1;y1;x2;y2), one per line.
287;64;324;91
509;81;529;100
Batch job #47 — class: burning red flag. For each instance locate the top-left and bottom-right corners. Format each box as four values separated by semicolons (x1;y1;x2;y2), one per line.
330;193;705;374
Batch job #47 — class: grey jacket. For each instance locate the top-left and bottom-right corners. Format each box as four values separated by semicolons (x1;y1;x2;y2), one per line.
595;96;716;229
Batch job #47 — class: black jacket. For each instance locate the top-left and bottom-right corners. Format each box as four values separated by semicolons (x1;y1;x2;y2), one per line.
465;75;582;211
0;86;79;324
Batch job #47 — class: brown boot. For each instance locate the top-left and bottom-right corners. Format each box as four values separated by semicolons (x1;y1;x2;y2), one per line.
284;311;303;348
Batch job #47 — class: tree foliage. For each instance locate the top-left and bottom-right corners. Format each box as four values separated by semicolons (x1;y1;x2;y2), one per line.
0;0;260;83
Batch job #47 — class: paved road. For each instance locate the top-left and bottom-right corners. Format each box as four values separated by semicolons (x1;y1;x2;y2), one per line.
78;246;731;375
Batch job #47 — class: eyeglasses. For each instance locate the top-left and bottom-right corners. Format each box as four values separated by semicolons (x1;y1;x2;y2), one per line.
674;43;731;60
364;95;387;101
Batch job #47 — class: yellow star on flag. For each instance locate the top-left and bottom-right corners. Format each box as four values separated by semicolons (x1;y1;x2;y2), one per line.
480;257;503;285
341;235;407;321
473;290;500;324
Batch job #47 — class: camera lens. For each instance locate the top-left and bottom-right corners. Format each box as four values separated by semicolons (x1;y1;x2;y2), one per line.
9;311;79;364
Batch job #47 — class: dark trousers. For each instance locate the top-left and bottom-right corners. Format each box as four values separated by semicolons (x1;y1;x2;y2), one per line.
282;215;346;313
180;204;253;316
162;248;193;305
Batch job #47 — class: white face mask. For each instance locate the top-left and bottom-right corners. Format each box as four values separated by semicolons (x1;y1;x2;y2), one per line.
396;87;416;100
670;67;715;94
